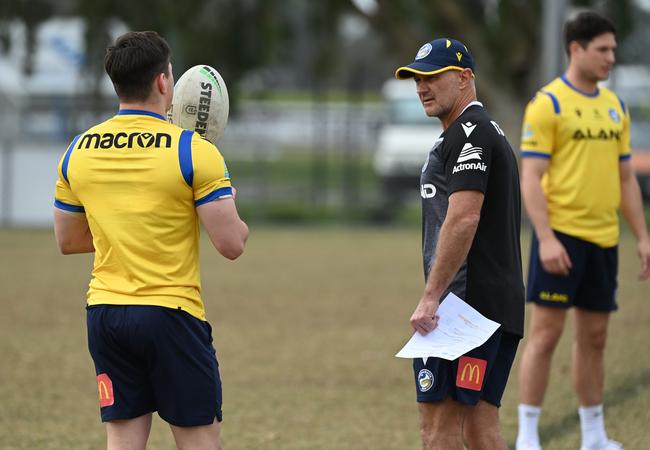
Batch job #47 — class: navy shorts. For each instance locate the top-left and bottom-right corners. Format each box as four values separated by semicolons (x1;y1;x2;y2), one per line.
87;305;222;426
413;329;520;407
527;230;618;311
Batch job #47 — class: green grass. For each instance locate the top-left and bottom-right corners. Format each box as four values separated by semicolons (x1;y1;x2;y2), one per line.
0;227;649;449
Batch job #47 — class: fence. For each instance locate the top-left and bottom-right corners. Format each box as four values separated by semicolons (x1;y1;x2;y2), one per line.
0;93;392;227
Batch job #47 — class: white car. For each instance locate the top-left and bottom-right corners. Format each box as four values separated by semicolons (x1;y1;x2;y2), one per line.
374;79;443;206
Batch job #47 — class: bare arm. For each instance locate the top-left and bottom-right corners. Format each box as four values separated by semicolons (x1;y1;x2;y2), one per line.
619;160;650;280
520;157;572;275
197;197;248;260
410;190;483;335
53;209;95;254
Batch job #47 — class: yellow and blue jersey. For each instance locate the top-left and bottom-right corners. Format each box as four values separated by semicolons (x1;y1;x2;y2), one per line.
520;75;631;248
54;109;233;320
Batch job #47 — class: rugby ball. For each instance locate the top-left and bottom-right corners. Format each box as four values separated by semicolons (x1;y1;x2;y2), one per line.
168;65;229;144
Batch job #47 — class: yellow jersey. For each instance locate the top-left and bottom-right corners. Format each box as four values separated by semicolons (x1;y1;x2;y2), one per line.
520;75;631;247
54;109;233;320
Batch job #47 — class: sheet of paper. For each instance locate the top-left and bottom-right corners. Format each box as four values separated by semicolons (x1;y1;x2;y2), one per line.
395;292;500;361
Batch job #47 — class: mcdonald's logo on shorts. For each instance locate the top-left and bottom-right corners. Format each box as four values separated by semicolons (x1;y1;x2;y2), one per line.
456;356;487;391
96;373;114;407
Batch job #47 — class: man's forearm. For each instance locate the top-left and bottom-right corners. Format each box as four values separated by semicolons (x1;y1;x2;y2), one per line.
53;209;95;254
58;226;95;254
621;176;650;242
522;175;554;240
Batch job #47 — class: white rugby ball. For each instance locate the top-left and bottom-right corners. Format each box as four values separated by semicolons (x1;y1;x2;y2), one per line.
168;65;229;144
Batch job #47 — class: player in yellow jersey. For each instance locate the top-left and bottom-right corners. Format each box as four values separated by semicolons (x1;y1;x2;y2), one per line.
515;12;650;450
53;31;248;450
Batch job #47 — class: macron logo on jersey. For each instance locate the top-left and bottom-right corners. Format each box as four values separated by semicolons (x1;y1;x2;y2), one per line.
457;143;483;163
462;122;476;137
77;132;172;150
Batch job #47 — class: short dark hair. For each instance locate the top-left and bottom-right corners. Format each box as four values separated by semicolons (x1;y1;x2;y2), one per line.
104;31;172;102
564;11;616;56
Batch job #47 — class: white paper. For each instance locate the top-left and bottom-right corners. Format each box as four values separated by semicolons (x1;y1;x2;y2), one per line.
395;292;500;361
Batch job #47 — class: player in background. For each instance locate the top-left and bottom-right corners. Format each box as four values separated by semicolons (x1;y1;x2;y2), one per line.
395;38;524;450
516;12;650;450
53;31;248;450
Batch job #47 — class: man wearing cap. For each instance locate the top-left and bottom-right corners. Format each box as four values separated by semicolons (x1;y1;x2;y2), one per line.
396;38;524;450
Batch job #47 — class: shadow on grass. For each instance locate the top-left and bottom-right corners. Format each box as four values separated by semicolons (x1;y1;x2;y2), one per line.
507;367;650;448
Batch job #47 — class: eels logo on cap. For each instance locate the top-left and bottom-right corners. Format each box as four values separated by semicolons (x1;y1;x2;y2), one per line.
416;43;433;60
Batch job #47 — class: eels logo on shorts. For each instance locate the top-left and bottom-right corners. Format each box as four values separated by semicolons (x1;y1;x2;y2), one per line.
418;369;435;392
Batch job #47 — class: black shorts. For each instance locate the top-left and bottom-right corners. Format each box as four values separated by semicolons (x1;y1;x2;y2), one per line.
87;305;222;426
527;230;618;311
412;329;520;407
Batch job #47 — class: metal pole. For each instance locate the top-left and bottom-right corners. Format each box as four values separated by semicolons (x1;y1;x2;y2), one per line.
541;0;569;85
0;90;20;228
343;63;364;212
0;139;14;227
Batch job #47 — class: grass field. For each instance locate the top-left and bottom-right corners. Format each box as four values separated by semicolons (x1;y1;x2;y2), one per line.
1;227;649;449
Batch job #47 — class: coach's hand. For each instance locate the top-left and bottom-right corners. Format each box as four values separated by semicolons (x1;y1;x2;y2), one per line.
410;294;440;336
539;235;572;276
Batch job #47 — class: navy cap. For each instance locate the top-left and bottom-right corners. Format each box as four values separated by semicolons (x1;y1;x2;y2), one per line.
395;38;474;80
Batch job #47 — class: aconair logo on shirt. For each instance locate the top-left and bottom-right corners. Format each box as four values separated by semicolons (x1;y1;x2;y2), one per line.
457;143;483;162
453;143;487;174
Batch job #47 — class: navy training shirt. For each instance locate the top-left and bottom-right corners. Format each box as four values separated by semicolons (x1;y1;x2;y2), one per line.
420;101;525;337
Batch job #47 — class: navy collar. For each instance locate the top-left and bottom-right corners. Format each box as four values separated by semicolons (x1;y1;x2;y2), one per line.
560;75;599;97
117;109;166;121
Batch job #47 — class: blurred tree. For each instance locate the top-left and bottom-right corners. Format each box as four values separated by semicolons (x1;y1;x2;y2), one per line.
617;5;650;65
0;0;642;113
75;0;295;110
0;0;56;74
357;0;635;124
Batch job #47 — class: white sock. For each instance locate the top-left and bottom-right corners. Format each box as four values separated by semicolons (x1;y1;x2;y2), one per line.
517;404;542;448
579;404;608;449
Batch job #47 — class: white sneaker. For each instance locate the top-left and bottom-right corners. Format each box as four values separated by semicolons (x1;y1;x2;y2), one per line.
516;439;541;450
580;439;623;450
